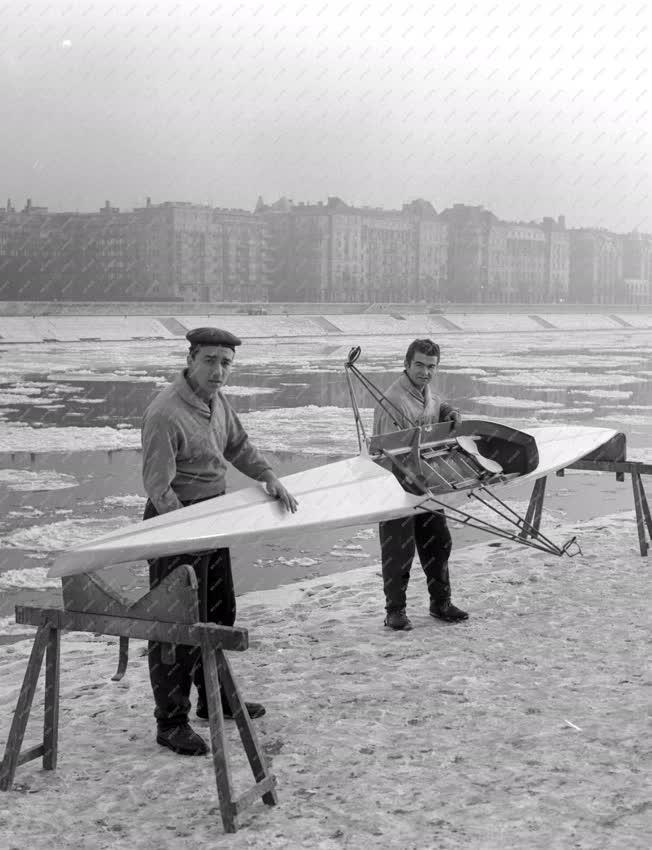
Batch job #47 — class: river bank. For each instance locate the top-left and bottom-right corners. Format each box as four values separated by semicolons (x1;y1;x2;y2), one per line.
0;509;648;849
1;309;652;343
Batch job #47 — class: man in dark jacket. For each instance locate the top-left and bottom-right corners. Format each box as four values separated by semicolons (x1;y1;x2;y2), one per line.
142;327;297;755
373;338;468;631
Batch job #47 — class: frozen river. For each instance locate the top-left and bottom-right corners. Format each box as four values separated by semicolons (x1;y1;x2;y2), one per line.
1;328;652;637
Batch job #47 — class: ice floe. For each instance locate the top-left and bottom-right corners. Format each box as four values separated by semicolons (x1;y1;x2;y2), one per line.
0;423;140;453
0;469;78;491
472;396;564;409
571;389;634;400
0;516;132;552
103;495;147;508
223;385;279;396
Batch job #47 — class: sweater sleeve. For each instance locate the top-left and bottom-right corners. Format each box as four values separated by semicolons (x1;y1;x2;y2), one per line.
373;393;412;436
439;400;461;422
141;410;185;514
223;404;273;480
373;404;403;436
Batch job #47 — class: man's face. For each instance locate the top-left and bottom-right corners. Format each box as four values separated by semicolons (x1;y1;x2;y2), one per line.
405;351;439;388
186;345;234;395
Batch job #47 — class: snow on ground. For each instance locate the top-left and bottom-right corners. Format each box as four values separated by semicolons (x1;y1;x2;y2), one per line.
0;511;648;849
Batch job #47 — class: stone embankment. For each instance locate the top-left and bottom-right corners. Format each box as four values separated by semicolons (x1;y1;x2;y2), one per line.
0;305;651;343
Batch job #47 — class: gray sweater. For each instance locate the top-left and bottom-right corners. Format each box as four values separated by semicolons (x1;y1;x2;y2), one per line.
373;372;457;436
141;371;272;513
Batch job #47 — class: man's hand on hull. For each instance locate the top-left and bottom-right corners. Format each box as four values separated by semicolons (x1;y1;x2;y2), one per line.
263;474;299;513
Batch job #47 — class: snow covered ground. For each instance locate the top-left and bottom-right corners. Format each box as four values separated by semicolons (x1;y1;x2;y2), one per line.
0;511;648;849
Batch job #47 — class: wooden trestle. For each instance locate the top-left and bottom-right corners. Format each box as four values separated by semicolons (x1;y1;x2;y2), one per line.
0;565;277;834
522;459;652;557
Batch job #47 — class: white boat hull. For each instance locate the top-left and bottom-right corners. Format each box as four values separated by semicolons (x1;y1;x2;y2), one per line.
48;424;620;577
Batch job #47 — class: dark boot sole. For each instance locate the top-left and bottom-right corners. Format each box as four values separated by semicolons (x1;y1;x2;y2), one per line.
196;704;267;721
429;611;469;623
156;735;208;756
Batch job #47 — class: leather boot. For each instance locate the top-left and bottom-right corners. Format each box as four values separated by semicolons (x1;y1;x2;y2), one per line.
384;609;413;630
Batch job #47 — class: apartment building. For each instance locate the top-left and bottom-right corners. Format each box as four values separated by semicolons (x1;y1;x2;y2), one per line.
622;232;652;304
568;228;623;304
256;196;447;303
0;199;142;300
441;204;569;303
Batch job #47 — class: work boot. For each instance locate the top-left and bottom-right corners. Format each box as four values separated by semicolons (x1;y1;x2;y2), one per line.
384;609;413;631
196;699;266;720
156;723;208;755
429;600;469;622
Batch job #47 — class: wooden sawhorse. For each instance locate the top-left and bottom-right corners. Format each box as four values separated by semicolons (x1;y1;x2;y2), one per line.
521;460;652;557
0;565;277;833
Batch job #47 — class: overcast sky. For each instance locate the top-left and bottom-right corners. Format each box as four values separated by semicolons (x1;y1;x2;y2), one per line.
2;0;649;231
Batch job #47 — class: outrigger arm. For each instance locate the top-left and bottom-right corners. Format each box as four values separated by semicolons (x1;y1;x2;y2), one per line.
344;346;580;558
378;445;580;557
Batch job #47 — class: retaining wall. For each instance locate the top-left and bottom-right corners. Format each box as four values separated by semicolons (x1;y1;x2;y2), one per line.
1;311;651;343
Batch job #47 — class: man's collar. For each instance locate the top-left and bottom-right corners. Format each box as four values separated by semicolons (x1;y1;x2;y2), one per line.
399;370;430;400
401;369;430;398
172;370;213;411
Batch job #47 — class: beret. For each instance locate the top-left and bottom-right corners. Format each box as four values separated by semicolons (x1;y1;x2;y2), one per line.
185;327;242;349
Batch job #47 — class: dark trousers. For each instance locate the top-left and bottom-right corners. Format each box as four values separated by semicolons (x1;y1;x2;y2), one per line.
144;497;236;729
379;510;452;612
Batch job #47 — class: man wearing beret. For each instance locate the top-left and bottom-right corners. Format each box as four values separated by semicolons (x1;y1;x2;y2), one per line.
142;326;298;756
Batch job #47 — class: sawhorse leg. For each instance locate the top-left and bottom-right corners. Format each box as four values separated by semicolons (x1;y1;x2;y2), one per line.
0;623;61;789
200;637;277;833
111;636;129;682
631;470;652;556
521;477;547;540
217;650;278;809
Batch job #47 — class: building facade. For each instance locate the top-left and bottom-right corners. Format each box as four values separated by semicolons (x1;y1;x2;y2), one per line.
256;196;448;303
0;198;268;303
0;200;143;301
441;205;570;303
135;201;267;303
568;229;624;304
1;195;649;304
622;232;652;304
